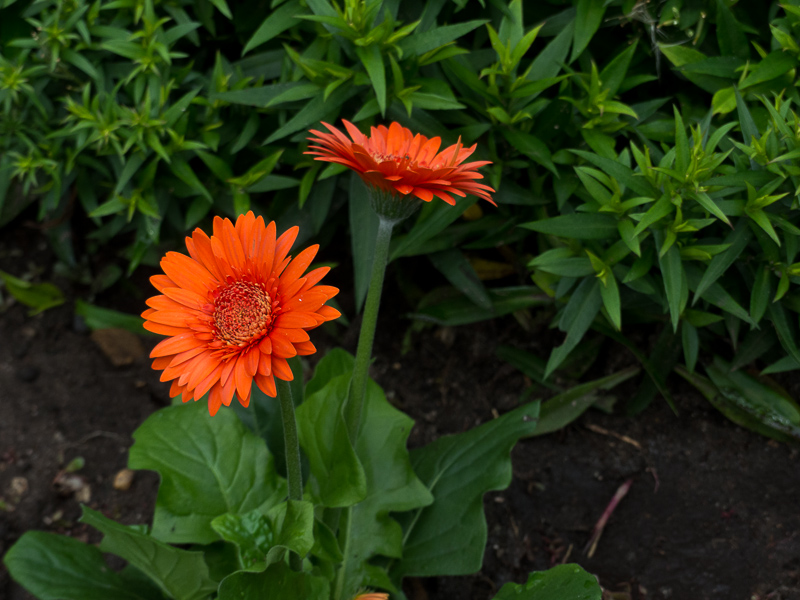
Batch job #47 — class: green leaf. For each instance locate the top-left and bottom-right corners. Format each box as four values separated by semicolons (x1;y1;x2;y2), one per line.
673;106;689;175
212;82;314;107
410;286;550;327
398;19;488;57
659;242;685;332
336;375;434;598
527;19;573;82
750;265;771;324
570;150;657;197
349;173;380;312
242;0;302;55
264;85;358;144
734;86;759;147
600;40;638;98
0;270;64;315
600;272;621;331
4;532;150;600
692;221;751;303
218;561;329;600
492;564;602;600
74;300;150;335
356;45;386;115
128;401;287;545
703;358;800;442
170;158;213;202
769;302;800;368
520;213;618;240
296;373;367;507
501;128;556;175
572;0;605;62
740;51;796;89
80;507;217;600
429;249;492;311
681;320;699;373
264;500;316;564
715;0;748;60
390;194;476;261
545;278;602;378
389;400;539;580
211;510;274;569
531;367;639;436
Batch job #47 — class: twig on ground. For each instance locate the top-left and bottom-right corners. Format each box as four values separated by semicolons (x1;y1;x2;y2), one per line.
585;423;642;449
584;478;634;558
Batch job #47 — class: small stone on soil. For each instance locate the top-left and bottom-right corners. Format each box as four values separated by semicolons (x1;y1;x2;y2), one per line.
90;327;146;366
113;468;135;491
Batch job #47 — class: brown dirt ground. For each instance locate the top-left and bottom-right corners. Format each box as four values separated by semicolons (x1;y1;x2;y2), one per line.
1;229;799;600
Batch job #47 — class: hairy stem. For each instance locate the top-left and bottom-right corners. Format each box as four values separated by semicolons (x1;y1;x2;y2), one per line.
277;377;304;572
344;216;394;442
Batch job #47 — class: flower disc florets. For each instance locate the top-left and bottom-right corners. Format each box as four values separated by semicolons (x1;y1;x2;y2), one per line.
142;211;340;415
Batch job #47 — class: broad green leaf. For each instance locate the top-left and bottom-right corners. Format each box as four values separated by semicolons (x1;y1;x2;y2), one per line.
571;0;605;62
410;286;550;326
296;374;367;507
218;561;329;600
520;213;618;240
4;532;150;600
429;249;492;311
335;376;434;599
211;510;275;569
80;507;217;600
349;173;380;312
306;348;356;398
389;400;540;580
545;278;602;378
501;128;556;175
264;500;316;565
531;367;639;436
128;401;287;545
492;564;602;600
242;0;302;55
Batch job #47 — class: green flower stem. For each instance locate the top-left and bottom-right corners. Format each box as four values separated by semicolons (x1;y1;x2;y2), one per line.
276;377;303;572
345;215;394;442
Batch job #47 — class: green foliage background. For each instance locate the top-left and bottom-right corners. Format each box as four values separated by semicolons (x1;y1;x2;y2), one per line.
3;0;800;419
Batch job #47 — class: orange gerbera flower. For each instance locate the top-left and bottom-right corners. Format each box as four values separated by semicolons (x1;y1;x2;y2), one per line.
306;120;495;206
142;211;340;416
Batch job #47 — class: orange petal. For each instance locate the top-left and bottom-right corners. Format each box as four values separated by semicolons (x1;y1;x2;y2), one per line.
255;373;277;397
150;274;177;292
274;226;299;269
317;305;341;321
280;245;318;286
272;355;294;381
163;286;209;309
221;216;246;271
208;387;223;416
295;341;317;356
273;312;319;329
161;252;215;297
258;221;277;280
258;352;272;376
269;330;297;358
258;336;272;354
244;346;259;377
143;321;188;336
234;355;253;403
150;333;203;358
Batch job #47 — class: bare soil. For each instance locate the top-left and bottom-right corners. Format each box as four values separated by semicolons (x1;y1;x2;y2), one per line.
1;228;799;600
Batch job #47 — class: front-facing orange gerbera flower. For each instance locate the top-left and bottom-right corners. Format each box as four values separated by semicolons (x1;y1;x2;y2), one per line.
306;120;495;207
142;211;340;416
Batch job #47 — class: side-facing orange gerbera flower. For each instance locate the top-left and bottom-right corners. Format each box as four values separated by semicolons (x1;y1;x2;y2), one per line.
306;120;495;206
142;211;340;416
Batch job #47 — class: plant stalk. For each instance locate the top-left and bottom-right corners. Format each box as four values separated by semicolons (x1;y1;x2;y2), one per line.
344;215;394;442
276;377;304;572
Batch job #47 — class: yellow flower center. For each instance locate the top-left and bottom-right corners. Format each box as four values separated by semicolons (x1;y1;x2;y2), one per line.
213;281;272;346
